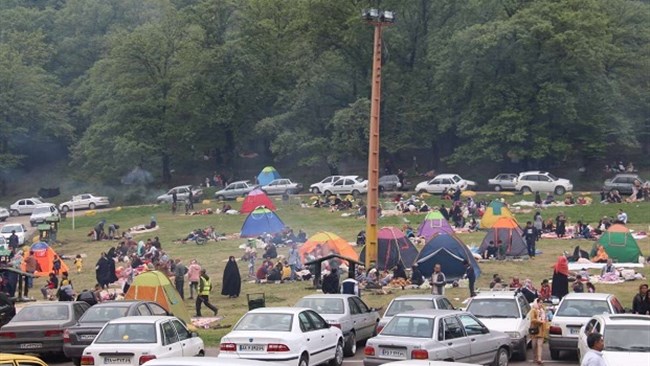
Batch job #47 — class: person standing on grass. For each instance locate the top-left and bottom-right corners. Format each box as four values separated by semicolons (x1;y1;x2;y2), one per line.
524;221;537;258
173;259;187;300
196;269;218;317
463;260;476;297
187;259;202;300
551;256;570;300
581;332;606;366
221;256;241;298
431;264;446;295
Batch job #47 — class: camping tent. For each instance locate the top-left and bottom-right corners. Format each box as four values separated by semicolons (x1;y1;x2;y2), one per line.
415;233;481;281
241;189;276;214
124;271;191;323
478;217;528;257
257;166;281;186
299;232;358;263
240;207;286;238
359;227;419;270
21;242;69;276
480;200;517;229
417;211;454;239
597;224;643;263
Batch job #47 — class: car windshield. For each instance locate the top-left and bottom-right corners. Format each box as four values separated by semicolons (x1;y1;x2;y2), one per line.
451;176;461;183
234;313;293;332
385;299;435;316
80;307;129;322
547;173;558;180
1;226;21;234
466;299;519;318
13;305;69;321
382;316;434;338
33;206;52;214
555;300;610;317
95;323;157;344
604;325;650;352
296;298;345;314
354;177;364;182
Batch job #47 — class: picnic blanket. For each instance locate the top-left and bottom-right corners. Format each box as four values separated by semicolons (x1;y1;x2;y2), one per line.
568;262;644;271
191;316;223;329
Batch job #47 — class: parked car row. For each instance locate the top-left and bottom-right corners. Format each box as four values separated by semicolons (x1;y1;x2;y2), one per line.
0;193;111;228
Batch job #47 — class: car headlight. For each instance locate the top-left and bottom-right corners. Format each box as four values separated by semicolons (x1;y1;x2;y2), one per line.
505;331;521;339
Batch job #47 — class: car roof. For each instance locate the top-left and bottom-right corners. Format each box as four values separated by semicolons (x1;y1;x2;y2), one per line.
248;307;307;314
23;301;83;308
393;309;462;318
91;300;149;308
108;315;176;324
300;294;357;300
0;353;47;364
142;357;286;366
596;314;650;326
172;185;192;189
561;292;612;300
612;173;641;178
471;290;521;299
434;174;460;178
519;171;548;175
390;295;447;301
229;180;250;184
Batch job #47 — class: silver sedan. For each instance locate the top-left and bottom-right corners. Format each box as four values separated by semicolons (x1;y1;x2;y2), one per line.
363;310;511;366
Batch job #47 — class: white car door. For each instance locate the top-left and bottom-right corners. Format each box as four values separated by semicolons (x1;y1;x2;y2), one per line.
439;316;473;363
351;297;374;340
172;319;201;356
23;199;37;214
160;321;184;357
458;314;493;365
305;310;338;364
299;311;327;365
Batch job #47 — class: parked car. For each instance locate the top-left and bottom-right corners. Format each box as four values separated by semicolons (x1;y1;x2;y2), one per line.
218;307;344;366
29;204;60;227
323;176;368;197
378;295;455;334
363;310;510;366
64;301;171;366
464;290;531;360
0;224;27;245
379;361;480;366
214;181;258;200
514;171;573;195
143;358;287;366
602;173;645;195
310;176;343;194
156;185;203;204
82;316;203;366
59;194;110;213
0;302;91;355
577;314;650;365
9;198;45;216
0;207;9;222
262;179;303;195
378;175;403;192
415;174;477;194
487;173;518;192
548;292;625;360
0;353;48;366
296;294;380;356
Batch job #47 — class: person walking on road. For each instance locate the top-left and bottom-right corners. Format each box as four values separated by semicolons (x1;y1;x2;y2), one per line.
529;298;547;364
581;332;606;366
196;269;218;317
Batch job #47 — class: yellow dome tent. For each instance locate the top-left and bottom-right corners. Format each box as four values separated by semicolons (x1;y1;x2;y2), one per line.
480;200;518;229
124;271;191;323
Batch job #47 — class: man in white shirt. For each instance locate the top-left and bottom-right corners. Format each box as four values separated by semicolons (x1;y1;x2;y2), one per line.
581;332;606;366
616;209;628;224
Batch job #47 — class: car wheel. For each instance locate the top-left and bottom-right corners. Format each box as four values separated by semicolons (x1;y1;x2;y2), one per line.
216;195;225;201
492;346;509;366
554;186;566;195
0;217;5;222
89;203;96;209
72;358;81;366
520;186;532;193
514;338;527;361
299;353;309;366
550;349;560;360
343;331;356;357
324;190;332;197
329;340;344;366
494;185;502;192
418;189;427;194
30;221;36;227
60;206;69;213
378;186;384;192
197;350;205;357
352;190;360;198
311;187;320;194
10;209;19;217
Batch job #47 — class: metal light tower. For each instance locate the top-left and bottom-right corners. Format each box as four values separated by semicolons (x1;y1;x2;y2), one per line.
362;8;395;268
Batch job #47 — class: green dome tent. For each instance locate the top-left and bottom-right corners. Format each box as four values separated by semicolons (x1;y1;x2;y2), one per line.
596;224;643;263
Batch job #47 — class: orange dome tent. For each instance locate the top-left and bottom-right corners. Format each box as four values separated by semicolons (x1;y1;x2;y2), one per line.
21;242;69;277
299;232;359;263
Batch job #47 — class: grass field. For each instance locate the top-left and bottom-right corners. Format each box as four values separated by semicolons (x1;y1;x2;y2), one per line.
38;193;650;347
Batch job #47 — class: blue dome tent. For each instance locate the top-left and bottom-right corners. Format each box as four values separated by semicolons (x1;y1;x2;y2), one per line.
240;207;286;238
257;166;281;186
415;233;481;281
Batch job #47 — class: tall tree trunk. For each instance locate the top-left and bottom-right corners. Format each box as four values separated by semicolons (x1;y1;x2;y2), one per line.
162;153;171;183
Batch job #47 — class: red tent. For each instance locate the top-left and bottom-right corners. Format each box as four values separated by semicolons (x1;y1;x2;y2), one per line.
240;188;276;213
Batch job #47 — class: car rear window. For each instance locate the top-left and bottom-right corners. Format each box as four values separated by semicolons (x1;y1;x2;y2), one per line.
234;313;293;332
80;307;129;322
556;300;610;317
13;305;69;321
1;226;20;234
385;299;435;316
382;316;433;338
604;325;650;352
466;299;519;318
95;323;157;344
296;298;345;314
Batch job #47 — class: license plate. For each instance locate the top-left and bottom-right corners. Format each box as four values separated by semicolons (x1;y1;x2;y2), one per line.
239;344;265;351
104;357;132;364
381;349;406;358
569;328;580;335
80;334;96;341
20;343;42;349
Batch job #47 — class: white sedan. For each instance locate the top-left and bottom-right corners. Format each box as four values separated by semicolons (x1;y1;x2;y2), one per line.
262;179;303;195
144;358;286;366
59;193;110;212
577;314;650;365
218;307;344;366
81;316;204;366
0;223;27;245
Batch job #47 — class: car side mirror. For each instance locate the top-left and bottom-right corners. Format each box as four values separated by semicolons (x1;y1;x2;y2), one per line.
191;332;198;338
482;327;490;334
369;307;376;313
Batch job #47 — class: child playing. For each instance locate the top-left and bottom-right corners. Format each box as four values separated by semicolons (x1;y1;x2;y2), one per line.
74;254;83;273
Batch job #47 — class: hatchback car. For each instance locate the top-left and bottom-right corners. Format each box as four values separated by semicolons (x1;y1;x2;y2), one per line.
378;175;402;192
464;290;531;360
9;198;45;216
323;176;367;197
378;295;455;334
64;301;171;365
29;204;60;227
602;174;645;195
415;174;476;194
363;310;510;366
0;302;90;355
577;314;650;365
262;179;303;195
81;316;204;366
548;292;624;360
214;181;258;200
514;171;573;195
218;307;344;366
59;194;110;213
310;176;343;194
0;224;26;245
0;353;48;366
296;294;380;356
487;174;518;191
156;185;203;204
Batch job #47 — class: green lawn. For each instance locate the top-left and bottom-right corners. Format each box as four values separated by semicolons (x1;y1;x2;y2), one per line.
40;193;649;347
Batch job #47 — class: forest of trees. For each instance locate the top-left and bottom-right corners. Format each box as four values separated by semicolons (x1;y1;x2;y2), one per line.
1;0;649;187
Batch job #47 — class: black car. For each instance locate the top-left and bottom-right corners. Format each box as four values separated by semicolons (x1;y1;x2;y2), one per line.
63;300;170;365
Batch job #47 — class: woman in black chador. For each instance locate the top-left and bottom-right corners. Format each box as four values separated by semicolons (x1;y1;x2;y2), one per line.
221;256;241;298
